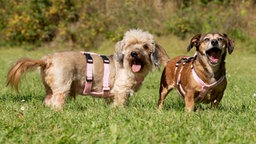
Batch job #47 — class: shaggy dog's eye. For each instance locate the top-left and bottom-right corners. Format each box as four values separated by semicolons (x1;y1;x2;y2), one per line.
143;44;149;50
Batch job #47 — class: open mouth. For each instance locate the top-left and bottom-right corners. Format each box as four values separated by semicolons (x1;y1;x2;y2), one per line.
131;59;144;73
206;47;222;65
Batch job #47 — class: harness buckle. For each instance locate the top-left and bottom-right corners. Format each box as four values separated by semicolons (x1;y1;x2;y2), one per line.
86;76;93;81
103;60;110;64
100;55;110;64
85;53;93;63
177;80;181;85
102;87;110;97
103;87;110;91
87;59;93;63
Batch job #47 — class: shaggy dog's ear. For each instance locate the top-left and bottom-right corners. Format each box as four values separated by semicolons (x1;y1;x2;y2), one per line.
187;33;201;52
222;33;234;54
114;41;125;66
151;44;170;68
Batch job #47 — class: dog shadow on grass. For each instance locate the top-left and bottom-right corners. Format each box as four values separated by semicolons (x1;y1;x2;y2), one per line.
1;91;247;113
0;92;42;102
157;94;247;113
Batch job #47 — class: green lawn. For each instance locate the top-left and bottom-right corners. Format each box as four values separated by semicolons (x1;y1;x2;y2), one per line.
0;38;255;143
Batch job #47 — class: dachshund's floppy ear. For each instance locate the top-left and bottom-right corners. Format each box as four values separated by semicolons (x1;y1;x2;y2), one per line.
222;33;234;54
114;41;125;66
151;44;170;68
187;33;201;52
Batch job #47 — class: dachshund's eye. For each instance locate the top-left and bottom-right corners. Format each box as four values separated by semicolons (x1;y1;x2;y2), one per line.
218;37;223;41
204;38;210;42
143;44;149;49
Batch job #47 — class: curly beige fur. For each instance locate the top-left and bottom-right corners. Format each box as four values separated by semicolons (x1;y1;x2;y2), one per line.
7;29;169;109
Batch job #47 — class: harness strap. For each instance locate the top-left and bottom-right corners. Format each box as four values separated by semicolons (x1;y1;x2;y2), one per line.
83;52;111;97
174;53;225;101
192;68;225;99
100;55;110;96
84;53;93;94
175;57;191;98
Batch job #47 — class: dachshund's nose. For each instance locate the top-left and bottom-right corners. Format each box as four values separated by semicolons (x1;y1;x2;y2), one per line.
131;51;138;58
211;39;218;46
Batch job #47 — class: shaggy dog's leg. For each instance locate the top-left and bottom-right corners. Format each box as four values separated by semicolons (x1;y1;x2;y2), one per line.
51;91;70;109
113;92;130;107
43;81;53;107
42;67;73;109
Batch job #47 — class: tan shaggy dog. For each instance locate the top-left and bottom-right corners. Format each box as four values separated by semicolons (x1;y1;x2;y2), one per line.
7;29;169;109
158;33;234;112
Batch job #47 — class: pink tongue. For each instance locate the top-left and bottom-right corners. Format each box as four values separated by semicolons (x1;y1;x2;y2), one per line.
210;56;218;63
209;51;220;63
132;64;141;72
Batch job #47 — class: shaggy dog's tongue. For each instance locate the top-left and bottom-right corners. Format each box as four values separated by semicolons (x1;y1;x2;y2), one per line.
208;49;221;64
132;64;141;72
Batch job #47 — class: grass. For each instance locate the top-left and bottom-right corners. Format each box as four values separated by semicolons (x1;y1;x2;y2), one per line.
0;36;256;144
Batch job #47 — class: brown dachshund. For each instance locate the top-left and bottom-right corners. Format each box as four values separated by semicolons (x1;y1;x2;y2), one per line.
158;33;234;112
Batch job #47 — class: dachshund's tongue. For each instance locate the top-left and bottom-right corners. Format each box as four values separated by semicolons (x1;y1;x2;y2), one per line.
209;56;218;63
132;64;141;72
209;50;220;64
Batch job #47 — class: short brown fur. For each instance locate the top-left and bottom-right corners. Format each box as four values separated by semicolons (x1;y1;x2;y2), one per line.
158;33;234;112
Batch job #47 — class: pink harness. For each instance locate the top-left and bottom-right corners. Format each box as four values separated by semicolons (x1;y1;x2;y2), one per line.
191;68;225;99
82;52;112;97
175;53;225;101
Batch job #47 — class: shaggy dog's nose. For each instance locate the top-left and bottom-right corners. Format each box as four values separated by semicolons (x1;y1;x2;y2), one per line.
131;51;138;58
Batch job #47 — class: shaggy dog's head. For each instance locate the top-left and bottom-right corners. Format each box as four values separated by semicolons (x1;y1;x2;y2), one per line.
114;29;166;74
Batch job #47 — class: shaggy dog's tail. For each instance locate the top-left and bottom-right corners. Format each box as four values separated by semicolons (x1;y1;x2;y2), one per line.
6;58;46;92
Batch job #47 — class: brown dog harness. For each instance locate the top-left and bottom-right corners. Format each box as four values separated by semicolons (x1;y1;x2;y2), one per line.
82;52;112;97
174;53;225;101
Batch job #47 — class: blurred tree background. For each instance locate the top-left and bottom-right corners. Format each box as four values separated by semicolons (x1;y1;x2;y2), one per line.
0;0;255;51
